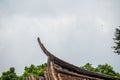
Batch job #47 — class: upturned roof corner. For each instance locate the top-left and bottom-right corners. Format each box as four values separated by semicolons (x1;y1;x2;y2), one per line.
37;37;120;80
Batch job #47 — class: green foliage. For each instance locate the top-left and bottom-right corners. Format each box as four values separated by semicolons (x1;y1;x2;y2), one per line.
21;63;47;79
113;26;120;54
0;63;47;80
80;63;95;72
1;63;119;79
0;67;19;80
81;63;120;77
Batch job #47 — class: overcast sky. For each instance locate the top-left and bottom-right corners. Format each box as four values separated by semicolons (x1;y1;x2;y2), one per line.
0;0;120;75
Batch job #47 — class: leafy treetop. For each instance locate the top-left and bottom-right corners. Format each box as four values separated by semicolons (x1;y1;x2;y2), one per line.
113;26;120;54
81;63;120;77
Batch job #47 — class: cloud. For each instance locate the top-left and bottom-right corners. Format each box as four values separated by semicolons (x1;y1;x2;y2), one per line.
0;14;77;75
0;0;120;75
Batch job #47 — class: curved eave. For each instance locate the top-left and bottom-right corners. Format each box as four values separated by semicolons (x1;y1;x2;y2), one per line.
37;37;120;80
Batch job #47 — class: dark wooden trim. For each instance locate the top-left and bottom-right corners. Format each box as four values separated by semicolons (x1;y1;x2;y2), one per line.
37;37;120;80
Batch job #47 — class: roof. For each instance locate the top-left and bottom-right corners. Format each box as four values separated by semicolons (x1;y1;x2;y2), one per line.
37;37;120;80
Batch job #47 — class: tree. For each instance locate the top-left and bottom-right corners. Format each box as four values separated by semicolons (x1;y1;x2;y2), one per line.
80;63;120;77
80;63;95;72
95;64;120;77
0;67;19;80
0;63;47;80
21;63;47;79
113;26;120;54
